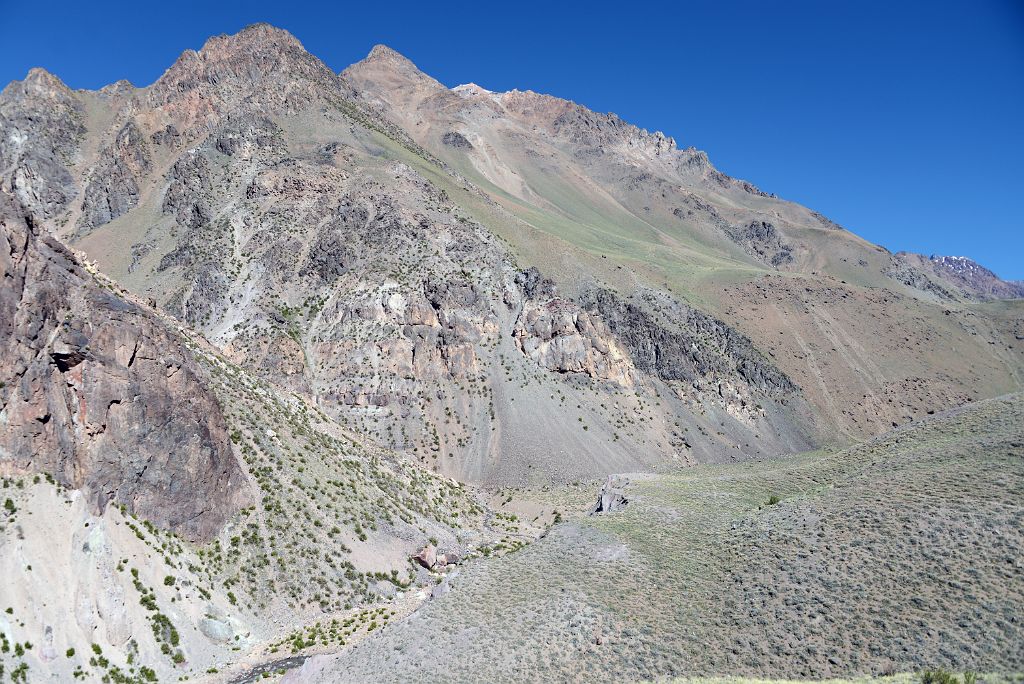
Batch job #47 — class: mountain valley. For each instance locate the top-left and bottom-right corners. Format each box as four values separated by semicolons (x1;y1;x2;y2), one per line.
0;24;1021;683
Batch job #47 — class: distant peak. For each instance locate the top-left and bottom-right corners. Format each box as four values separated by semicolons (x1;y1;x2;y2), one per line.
194;23;307;59
342;43;442;91
98;79;136;98
361;44;423;72
4;67;74;100
145;23;342;110
230;22;301;46
25;67;67;89
453;83;495;96
367;44;407;61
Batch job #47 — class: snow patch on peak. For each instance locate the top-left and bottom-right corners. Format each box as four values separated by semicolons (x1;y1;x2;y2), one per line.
930;255;987;276
453;83;494;96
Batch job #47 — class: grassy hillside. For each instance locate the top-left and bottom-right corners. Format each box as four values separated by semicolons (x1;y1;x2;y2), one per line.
299;393;1024;682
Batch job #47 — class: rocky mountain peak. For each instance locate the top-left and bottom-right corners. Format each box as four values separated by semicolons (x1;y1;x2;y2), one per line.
191;22;309;64
344;43;441;86
927;255;1024;298
366;43;412;64
192;22;318;73
890;252;1024;300
144;23;346;116
1;67;74;102
341;42;444;105
452;82;497;97
97;79;137;98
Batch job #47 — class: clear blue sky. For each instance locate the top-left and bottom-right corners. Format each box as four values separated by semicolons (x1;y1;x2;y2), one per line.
2;0;1022;278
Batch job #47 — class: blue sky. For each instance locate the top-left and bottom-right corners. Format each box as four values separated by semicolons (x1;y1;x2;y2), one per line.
2;0;1022;278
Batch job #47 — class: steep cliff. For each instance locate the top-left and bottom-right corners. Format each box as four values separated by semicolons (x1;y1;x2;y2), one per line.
0;192;247;541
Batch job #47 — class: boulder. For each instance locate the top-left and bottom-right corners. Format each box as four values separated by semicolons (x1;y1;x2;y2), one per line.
592;476;629;514
413;544;437;569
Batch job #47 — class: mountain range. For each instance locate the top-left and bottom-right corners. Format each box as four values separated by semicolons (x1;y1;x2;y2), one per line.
0;24;1021;683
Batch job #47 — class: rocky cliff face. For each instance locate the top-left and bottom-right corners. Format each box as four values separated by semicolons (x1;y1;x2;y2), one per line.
0;68;84;220
77;119;152;232
0;193;247;541
581;288;795;394
513;298;636;386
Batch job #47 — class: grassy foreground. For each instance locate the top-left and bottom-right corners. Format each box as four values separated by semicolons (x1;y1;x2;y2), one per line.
300;394;1023;683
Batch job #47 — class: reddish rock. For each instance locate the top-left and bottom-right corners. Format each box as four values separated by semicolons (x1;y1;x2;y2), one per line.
0;193;248;541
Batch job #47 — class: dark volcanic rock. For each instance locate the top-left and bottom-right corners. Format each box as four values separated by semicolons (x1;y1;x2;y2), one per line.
442;131;473;149
212;115;285;157
0;193;248;541
580;288;796;396
149;123;180;146
726;220;794;268
77;120;152;231
163;151;214;230
514;266;556;300
301;232;356;283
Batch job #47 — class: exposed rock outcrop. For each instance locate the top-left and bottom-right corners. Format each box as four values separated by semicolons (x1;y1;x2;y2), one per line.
0;193;247;541
77;120;152;231
513;299;635;386
592;475;629;514
413;544;437;569
442;131;473;149
579;288;796;398
162;150;215;231
0;68;84;219
884;255;958;301
725;220;794;268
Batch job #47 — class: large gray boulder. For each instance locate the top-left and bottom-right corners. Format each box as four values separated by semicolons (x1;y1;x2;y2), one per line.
592;475;629;514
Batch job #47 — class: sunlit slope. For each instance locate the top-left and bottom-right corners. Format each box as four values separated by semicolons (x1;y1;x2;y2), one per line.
301;393;1024;682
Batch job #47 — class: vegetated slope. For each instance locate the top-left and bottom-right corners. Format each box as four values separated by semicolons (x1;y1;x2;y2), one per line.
294;393;1024;683
0;190;507;681
341;43;1024;441
0;24;818;489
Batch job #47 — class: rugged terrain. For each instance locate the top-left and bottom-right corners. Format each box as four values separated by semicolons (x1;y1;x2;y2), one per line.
1;187;523;681
0;23;1022;683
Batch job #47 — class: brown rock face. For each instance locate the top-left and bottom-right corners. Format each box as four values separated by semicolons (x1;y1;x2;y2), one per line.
413;544;437;570
513;298;635;386
0;193;247;541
